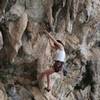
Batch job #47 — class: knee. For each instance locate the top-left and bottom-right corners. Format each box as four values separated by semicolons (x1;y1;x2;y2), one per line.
46;73;50;78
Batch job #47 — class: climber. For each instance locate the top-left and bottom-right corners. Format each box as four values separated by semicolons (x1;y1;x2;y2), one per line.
32;30;66;92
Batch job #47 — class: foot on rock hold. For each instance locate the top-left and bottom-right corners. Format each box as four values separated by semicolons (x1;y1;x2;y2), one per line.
44;87;50;92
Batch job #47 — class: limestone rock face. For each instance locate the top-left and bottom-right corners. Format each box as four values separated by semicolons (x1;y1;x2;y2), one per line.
0;82;7;100
0;0;100;100
0;31;3;50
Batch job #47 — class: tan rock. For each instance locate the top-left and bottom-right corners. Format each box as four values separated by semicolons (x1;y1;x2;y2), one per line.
0;82;7;100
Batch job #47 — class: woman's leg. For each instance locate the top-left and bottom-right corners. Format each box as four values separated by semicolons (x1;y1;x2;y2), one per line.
47;74;50;89
46;68;55;89
38;68;55;89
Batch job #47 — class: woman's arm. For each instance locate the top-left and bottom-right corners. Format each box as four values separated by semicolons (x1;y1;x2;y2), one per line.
44;30;62;49
49;38;55;48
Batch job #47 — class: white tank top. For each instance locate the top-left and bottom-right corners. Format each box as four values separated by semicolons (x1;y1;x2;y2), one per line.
54;48;66;62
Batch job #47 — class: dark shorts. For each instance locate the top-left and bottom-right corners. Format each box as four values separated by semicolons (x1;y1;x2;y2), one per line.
53;61;64;72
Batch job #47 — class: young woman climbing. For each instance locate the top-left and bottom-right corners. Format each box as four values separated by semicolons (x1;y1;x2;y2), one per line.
33;30;66;92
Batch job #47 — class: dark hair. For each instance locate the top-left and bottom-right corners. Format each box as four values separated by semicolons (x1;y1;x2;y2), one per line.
56;40;64;47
